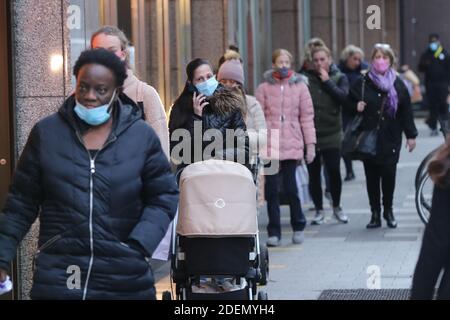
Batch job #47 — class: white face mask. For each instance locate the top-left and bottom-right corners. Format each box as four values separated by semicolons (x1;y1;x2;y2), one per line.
74;90;116;126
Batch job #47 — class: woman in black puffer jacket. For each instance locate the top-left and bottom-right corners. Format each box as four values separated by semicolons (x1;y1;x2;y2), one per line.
169;58;250;179
0;49;179;299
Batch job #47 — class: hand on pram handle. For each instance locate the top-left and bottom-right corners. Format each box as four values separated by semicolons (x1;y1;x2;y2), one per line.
249;155;262;184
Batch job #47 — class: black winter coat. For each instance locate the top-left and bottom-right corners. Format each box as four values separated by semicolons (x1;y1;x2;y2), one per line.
169;89;250;176
411;186;450;300
418;48;450;85
347;74;418;164
304;64;349;150
338;60;369;87
0;94;179;299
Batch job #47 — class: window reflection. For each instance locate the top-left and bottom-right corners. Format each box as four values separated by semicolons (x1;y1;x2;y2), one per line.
69;0;191;111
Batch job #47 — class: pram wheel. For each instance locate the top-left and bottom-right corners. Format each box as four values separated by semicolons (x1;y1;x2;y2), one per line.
259;244;269;285
257;291;268;300
162;291;172;300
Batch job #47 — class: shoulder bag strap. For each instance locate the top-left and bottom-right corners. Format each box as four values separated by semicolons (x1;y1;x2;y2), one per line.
137;80;144;103
376;95;387;130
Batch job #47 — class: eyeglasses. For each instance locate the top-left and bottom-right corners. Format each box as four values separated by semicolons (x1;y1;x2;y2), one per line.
374;43;391;49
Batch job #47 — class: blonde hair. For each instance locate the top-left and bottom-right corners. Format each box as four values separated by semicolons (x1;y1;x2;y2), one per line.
272;49;293;64
311;46;332;59
341;45;365;62
307;37;326;48
91;26;131;67
304;37;326;62
223;49;241;61
371;44;396;66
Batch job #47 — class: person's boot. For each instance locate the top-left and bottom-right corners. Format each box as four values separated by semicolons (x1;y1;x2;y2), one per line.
366;210;381;229
383;208;398;228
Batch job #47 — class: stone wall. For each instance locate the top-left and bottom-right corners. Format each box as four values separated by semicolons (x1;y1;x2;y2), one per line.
11;0;71;299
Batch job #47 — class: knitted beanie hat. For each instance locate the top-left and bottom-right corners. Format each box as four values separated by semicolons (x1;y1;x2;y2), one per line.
217;59;245;85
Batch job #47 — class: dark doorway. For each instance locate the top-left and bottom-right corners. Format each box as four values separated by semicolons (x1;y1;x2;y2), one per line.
0;0;17;300
401;0;450;76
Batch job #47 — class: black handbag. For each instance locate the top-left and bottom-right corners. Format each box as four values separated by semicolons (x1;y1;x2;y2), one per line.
342;79;385;160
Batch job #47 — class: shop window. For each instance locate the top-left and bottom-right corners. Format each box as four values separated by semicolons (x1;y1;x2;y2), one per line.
68;0;191;111
227;0;271;94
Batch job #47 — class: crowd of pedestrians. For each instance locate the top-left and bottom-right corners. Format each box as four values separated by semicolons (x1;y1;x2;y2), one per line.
1;25;449;300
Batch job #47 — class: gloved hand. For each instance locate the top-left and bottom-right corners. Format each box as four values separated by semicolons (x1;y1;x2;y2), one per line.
305;144;316;164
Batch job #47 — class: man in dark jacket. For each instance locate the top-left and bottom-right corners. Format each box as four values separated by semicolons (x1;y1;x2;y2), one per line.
0;49;179;299
418;33;450;136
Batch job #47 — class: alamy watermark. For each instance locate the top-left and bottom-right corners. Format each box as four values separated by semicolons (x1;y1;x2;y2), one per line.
67;4;383;31
67;5;81;30
366;5;382;30
366;265;382;289
66;265;81;290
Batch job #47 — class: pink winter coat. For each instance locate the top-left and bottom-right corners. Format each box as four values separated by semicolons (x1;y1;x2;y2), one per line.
255;70;316;161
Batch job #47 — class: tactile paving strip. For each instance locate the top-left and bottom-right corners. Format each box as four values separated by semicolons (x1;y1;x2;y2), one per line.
318;289;411;300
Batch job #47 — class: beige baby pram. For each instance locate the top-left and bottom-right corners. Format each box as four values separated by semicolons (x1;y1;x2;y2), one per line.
163;159;269;300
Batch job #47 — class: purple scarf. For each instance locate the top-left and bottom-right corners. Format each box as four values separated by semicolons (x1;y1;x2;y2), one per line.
368;68;398;117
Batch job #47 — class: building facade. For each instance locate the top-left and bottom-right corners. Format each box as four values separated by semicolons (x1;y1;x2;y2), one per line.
400;0;450;81
66;0;402;106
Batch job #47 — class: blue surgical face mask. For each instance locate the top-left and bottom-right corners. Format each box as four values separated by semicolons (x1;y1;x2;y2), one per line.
276;67;290;78
75;90;116;126
195;76;219;97
430;42;439;52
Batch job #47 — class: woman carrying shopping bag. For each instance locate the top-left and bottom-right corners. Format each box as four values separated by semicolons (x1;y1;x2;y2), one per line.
256;49;316;247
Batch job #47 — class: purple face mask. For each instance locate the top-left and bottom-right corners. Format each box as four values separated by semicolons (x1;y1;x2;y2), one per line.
372;58;390;74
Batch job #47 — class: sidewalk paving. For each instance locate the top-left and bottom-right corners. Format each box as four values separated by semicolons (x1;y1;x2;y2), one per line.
154;120;443;300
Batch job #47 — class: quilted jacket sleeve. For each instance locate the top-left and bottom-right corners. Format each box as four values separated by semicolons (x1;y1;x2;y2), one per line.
298;83;317;146
128;128;179;257
0;124;43;272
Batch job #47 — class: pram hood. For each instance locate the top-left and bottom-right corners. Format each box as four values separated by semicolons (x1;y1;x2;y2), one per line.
177;160;258;237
